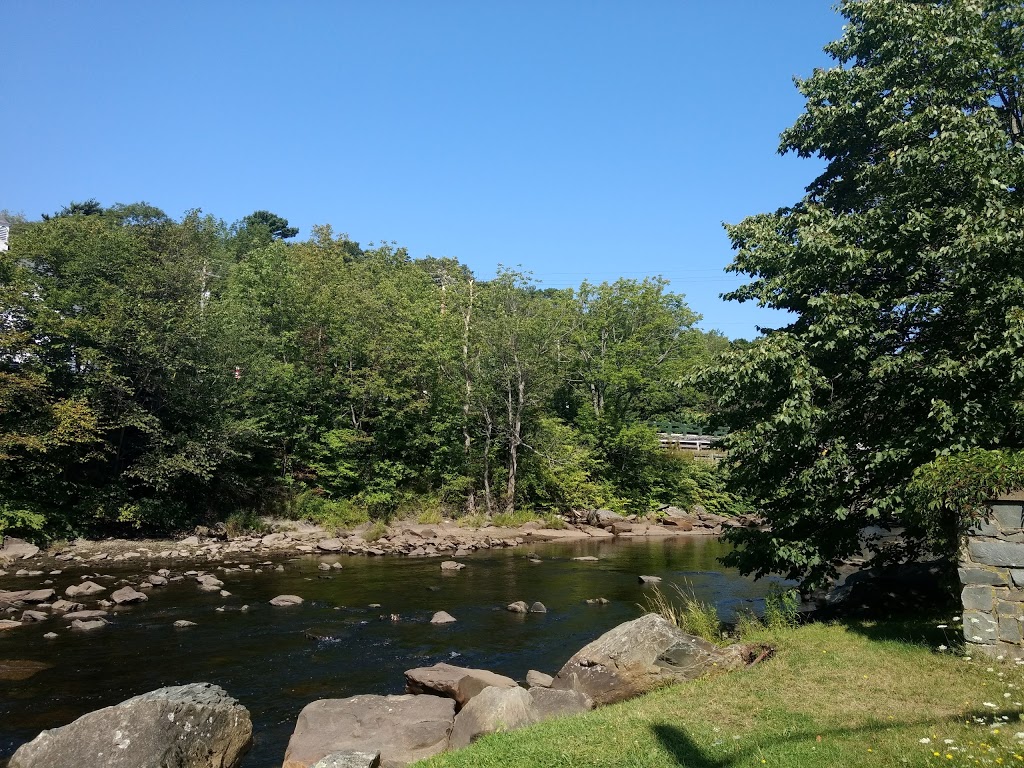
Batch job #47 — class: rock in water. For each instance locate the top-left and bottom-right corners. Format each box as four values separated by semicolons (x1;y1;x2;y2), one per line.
270;595;304;606
638;575;662;584
430;611;456;624
448;686;538;750
505;601;529;614
8;682;252;768
551;613;747;706
111;586;148;605
65;581;105;598
404;663;517;708
282;694;454;768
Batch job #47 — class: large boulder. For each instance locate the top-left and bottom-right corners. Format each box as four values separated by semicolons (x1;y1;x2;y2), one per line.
0;537;40;562
586;509;627;529
404;663;518;708
551;613;747;706
283;694;455;768
448;686;538;750
8;683;251;768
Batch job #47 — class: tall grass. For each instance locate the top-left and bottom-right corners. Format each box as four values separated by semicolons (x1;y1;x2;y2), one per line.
642;583;724;644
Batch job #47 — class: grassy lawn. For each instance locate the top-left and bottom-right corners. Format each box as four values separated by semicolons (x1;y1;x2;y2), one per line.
417;616;1024;768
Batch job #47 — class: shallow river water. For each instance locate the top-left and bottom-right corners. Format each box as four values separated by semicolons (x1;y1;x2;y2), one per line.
0;536;782;767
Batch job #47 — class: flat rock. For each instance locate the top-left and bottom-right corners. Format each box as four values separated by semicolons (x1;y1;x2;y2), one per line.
64;610;109;621
552;613;748;706
430;611;456;624
8;682;251;768
175;620;198;628
282;694;455;768
146;574;169;586
22;589;55;603
440;561;465;571
271;595;304;607
529;687;593;720
317;539;343;552
111;586;148;605
0;619;23;631
572;556;599;562
638;575;662;584
448;686;538;750
313;752;381;768
0;659;53;681
404;663;518;708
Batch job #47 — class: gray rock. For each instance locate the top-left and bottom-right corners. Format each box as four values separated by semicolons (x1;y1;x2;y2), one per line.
430;611;457;624
999;615;1024;644
0;537;40;561
963;611;999;644
50;599;82;612
440;561;465;571
146;574;169;586
572;556;599;561
175;620;198;628
8;682;251;768
111;586;148;605
638;575;662;584
313;752;381;768
21;589;55;603
962;585;996;612
448;686;538;750
404;663;517;707
968;539;1024;568
261;533;288;546
21;610;48;622
64;610;109;621
529;687;594;720
551;613;749;706
179;535;201;546
64;581;105;598
959;566;1009;586
270;595;304;607
318;538;344;552
43;632;58;639
992;503;1024;531
526;670;553;689
506;601;529;614
283;694;454;768
0;619;23;631
196;574;224;591
529;602;547;613
70;619;108;631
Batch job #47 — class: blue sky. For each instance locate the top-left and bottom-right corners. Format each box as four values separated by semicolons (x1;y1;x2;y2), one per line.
2;2;841;339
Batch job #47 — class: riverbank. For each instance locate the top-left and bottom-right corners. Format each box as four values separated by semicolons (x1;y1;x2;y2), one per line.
416;616;1020;768
0;506;745;575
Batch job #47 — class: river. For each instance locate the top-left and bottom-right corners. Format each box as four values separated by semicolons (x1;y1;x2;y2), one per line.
0;536;783;767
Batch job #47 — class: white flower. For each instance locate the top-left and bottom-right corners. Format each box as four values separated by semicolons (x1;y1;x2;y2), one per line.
944;739;955;744
938;645;948;651
920;738;932;744
971;617;981;624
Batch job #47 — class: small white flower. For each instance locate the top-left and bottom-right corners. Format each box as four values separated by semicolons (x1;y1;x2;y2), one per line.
937;624;948;629
920;738;932;744
1015;732;1024;739
953;616;961;621
971;617;981;624
1006;693;1013;698
944;739;955;744
984;702;998;708
938;645;948;651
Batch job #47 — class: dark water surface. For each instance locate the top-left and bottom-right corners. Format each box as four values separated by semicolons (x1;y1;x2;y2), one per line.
0;537;781;767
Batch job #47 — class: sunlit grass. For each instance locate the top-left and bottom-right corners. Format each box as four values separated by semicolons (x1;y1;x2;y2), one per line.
416;616;1024;768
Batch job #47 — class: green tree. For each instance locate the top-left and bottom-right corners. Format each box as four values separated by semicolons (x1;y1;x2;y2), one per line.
705;0;1024;588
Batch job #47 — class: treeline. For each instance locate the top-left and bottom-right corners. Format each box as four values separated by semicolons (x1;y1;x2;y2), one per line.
0;201;741;539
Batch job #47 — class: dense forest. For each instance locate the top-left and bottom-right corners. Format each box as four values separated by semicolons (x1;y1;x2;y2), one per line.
0;202;741;540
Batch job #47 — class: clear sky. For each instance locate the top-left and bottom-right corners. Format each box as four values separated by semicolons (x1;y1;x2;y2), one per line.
2;1;841;339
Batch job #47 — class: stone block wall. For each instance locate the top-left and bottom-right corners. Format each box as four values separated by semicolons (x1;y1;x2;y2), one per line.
960;491;1024;659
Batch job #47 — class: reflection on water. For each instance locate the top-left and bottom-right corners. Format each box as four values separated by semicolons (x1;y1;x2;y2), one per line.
0;536;782;767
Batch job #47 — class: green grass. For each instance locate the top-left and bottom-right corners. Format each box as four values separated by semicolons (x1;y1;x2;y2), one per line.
416;616;1024;768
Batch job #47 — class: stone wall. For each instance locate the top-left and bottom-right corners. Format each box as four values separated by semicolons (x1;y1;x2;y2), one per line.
960;491;1024;659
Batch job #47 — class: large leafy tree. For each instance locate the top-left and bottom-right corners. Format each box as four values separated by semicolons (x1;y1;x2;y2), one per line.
706;0;1024;587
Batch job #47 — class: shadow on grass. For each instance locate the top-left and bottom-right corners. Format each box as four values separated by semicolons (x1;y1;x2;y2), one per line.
651;708;1011;767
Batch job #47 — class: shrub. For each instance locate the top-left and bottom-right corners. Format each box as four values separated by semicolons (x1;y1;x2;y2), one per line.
363;520;388;542
763;585;801;631
224;510;270;538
